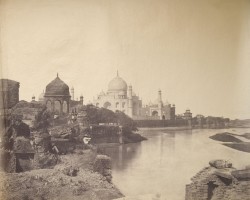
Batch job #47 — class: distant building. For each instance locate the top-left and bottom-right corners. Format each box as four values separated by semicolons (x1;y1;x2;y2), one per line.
140;90;175;120
38;90;45;102
183;109;192;120
93;71;142;118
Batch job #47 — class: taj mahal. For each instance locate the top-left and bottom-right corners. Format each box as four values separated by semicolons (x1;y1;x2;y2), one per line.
93;71;175;120
93;71;141;117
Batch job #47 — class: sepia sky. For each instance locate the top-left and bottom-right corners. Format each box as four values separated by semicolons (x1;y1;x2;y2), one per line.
0;0;250;119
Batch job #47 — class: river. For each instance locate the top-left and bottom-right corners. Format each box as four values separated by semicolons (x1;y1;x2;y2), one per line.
101;128;250;200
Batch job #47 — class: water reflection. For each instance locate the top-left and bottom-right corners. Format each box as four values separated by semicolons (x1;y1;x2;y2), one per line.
102;128;250;200
101;143;141;171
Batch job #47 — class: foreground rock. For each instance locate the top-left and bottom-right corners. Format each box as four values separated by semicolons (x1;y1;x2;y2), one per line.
186;160;250;200
0;149;123;200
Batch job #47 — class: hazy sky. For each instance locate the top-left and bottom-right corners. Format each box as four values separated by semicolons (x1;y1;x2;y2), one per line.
1;0;250;119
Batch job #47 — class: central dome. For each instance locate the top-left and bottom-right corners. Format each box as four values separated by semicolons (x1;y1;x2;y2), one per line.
108;72;127;92
44;75;70;97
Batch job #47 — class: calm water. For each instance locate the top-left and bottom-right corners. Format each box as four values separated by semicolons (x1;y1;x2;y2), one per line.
102;128;250;200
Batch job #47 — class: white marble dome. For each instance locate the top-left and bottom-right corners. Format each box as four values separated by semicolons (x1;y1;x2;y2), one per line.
108;73;127;92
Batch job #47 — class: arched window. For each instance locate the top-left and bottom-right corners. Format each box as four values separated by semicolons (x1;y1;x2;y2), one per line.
46;101;52;111
54;100;61;114
152;110;158;116
116;102;119;108
63;101;68;113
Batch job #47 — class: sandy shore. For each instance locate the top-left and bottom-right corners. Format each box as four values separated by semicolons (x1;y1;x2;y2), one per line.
210;132;250;153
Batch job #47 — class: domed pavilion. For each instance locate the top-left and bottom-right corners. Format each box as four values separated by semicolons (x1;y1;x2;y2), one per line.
93;71;142;118
44;74;71;114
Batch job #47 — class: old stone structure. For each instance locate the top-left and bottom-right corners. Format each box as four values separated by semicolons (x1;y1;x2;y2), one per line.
43;74;71;114
0;79;20;111
36;74;83;115
93;71;142;118
0;79;20;136
186;160;250;200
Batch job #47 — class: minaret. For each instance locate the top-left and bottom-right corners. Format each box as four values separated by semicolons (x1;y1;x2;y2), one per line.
128;85;133;117
158;89;163;119
80;95;84;105
71;87;74;100
32;95;35;102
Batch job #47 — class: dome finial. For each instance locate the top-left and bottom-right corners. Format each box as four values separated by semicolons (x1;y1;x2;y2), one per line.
57;73;59;77
117;70;119;77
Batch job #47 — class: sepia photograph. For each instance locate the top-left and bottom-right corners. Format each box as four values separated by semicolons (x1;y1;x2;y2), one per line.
0;0;250;199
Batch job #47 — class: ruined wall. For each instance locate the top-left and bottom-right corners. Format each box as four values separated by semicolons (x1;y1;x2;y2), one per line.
185;160;250;200
0;79;19;109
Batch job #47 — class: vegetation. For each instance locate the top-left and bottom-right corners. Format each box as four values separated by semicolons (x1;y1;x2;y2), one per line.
84;104;138;133
33;108;52;131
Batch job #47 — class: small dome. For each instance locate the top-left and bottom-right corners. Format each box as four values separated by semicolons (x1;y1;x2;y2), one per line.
108;73;127;92
99;90;105;95
38;91;45;101
44;75;70;97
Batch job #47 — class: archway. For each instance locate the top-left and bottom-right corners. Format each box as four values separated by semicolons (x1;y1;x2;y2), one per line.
162;115;165;120
46;101;52;111
54;100;61;114
63;101;68;113
103;102;111;109
152;110;158;117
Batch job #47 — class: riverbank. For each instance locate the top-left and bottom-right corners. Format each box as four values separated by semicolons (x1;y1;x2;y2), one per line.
138;126;192;131
0;148;123;200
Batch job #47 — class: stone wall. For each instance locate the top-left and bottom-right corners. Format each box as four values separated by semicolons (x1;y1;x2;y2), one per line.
185;160;250;200
0;79;19;109
135;119;188;128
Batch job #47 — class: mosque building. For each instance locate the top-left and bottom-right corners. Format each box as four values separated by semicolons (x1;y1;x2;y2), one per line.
140;90;176;120
93;71;142;118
